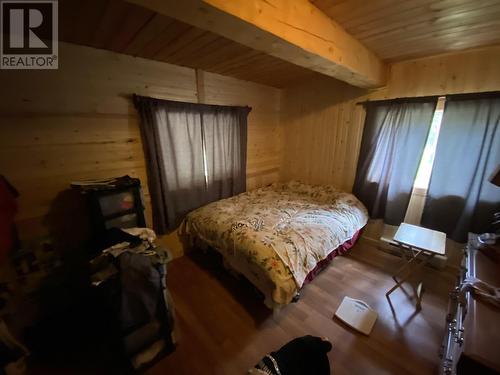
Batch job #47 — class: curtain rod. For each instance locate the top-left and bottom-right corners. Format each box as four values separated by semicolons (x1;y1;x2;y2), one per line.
132;94;252;112
356;90;500;106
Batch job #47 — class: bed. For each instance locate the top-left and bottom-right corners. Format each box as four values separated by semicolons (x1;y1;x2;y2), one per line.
179;181;368;310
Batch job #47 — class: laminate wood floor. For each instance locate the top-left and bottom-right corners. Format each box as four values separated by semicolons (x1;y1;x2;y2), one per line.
148;243;456;375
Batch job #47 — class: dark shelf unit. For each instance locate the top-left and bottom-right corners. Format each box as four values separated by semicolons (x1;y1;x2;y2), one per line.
72;176;147;255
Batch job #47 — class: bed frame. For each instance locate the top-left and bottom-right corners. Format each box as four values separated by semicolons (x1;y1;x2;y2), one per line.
183;229;362;318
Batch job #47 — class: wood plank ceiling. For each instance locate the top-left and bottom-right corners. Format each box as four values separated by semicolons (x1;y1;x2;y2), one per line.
311;0;500;61
59;0;500;87
59;0;319;88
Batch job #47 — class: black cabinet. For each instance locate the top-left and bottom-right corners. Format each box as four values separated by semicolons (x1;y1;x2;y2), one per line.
72;176;146;253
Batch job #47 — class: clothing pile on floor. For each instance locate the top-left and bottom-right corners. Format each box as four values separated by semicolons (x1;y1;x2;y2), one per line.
0;319;29;375
249;335;332;375
89;227;175;371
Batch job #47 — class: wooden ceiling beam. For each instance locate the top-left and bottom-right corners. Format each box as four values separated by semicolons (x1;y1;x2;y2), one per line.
126;0;387;88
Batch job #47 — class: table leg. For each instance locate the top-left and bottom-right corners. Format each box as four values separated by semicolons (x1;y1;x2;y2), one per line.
416;282;424;310
386;250;435;308
392;247;423;284
392;246;411;282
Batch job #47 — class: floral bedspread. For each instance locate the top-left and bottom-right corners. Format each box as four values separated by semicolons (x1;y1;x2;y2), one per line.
180;181;368;305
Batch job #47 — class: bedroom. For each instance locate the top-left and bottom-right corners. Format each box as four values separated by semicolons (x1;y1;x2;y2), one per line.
0;0;499;374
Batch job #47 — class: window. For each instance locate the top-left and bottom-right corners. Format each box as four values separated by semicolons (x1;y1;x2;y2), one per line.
134;95;250;232
413;97;446;190
404;97;446;225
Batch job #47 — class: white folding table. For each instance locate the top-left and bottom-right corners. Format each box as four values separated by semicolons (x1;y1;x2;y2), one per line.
386;223;446;309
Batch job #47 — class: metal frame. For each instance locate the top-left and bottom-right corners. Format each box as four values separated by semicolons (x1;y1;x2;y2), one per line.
385;242;437;309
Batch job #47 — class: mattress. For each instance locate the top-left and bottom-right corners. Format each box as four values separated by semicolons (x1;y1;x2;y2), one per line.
179;181;368;307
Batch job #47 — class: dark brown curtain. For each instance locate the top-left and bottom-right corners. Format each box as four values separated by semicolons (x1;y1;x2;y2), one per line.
202;106;248;202
421;97;500;242
353;100;437;225
134;96;250;233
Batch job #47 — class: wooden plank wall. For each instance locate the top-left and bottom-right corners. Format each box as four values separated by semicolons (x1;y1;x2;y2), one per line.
2;42;499;257
0;42;282;257
281;45;500;245
280;79;366;192
281;45;500;191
